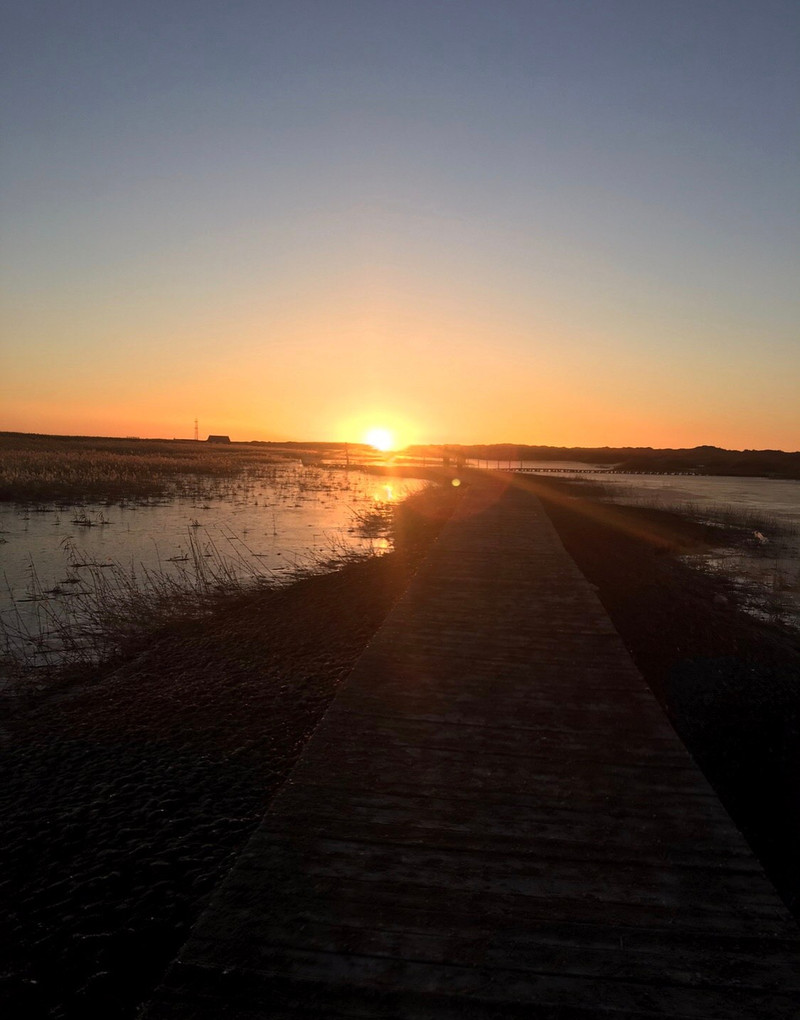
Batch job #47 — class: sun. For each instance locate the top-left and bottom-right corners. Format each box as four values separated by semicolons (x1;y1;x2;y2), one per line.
364;427;395;452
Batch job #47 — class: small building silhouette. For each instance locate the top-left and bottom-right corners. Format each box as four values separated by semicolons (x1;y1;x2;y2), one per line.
206;435;231;444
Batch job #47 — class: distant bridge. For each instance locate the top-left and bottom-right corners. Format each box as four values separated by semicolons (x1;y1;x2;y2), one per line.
497;466;704;476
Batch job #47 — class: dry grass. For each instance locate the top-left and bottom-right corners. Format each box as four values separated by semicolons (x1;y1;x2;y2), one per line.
0;435;436;678
0;433;287;502
1;482;452;685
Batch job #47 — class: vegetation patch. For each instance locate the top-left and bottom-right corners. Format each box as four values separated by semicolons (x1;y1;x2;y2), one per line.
0;433;290;503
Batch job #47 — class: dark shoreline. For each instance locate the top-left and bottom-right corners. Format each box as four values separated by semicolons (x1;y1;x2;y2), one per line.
523;475;800;919
1;486;459;1019
2;477;799;1018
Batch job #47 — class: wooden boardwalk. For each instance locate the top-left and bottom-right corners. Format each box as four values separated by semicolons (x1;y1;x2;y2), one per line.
143;479;799;1018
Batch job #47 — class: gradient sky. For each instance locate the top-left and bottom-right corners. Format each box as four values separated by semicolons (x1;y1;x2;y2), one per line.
2;0;798;449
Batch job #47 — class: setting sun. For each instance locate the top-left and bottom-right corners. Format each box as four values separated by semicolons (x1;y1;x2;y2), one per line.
364;427;395;452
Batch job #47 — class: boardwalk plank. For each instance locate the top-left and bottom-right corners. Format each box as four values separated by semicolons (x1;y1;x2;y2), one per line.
250;785;762;867
141;480;800;1019
205;837;791;934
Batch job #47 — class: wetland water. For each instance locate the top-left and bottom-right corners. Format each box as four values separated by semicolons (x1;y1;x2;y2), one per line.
518;463;800;628
0;464;426;666
2;457;797;666
590;473;800;626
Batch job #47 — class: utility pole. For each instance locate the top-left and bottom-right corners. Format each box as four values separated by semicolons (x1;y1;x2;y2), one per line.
194;418;199;442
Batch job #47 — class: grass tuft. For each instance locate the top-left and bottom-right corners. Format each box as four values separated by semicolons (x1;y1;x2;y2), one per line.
1;482;457;687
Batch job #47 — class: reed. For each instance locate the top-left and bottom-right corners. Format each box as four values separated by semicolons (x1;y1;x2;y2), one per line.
0;483;450;683
0;434;287;502
2;527;346;676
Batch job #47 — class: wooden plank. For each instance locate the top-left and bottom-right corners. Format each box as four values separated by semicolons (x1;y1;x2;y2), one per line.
212;836;791;933
252;785;762;866
167;947;799;1020
141;479;800;1019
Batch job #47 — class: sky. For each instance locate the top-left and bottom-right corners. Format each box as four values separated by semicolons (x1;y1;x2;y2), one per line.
1;0;798;450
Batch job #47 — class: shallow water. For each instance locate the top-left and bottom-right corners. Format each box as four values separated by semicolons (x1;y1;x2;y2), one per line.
566;471;800;629
0;465;425;665
589;474;800;528
483;460;800;628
